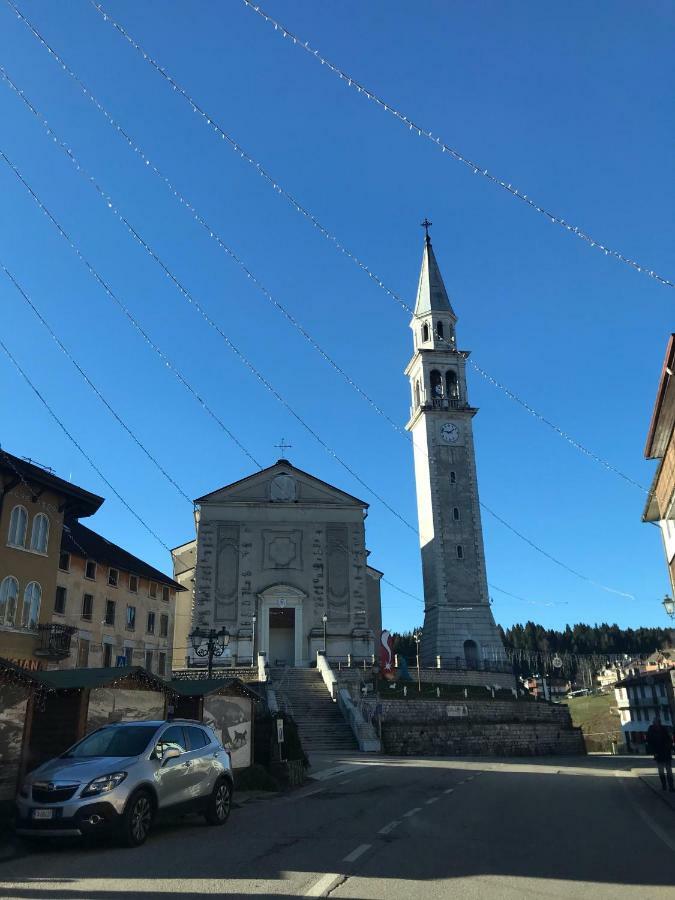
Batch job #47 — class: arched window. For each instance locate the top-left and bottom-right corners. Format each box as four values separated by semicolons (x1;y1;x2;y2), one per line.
436;321;444;339
464;639;479;669
30;513;49;554
453;507;460;521
446;370;459;400
0;576;19;626
8;505;28;547
422;323;429;343
21;582;41;629
414;380;421;408
456;544;464;559
430;370;443;399
450;472;456;485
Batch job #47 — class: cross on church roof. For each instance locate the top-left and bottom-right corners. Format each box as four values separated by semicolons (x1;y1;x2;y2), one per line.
274;438;292;460
421;218;433;243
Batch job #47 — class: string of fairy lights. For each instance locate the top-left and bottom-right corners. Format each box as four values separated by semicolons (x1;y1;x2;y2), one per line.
23;0;645;501
0;3;648;610
238;0;675;291
0;72;633;603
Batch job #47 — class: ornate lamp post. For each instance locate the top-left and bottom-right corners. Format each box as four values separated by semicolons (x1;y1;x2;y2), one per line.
252;615;257;664
322;614;328;653
189;626;230;679
663;596;675;619
413;628;422;693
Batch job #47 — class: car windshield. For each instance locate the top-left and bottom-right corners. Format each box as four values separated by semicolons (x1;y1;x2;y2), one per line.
64;725;158;758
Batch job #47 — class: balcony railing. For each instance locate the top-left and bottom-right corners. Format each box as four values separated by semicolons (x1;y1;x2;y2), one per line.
35;623;76;660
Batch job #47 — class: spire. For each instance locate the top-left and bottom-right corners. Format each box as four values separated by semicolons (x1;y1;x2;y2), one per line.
413;221;456;319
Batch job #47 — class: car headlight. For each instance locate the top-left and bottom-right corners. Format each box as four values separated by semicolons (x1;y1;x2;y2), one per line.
81;772;127;797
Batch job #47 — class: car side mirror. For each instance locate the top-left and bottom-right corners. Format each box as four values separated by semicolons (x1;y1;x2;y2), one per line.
156;746;182;766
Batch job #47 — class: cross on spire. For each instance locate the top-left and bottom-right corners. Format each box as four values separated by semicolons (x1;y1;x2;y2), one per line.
274;438;292;460
421;218;432;244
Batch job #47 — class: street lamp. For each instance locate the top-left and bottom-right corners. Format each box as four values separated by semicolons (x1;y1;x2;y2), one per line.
413;628;422;693
662;596;675;619
252;615;257;663
322;614;328;653
189;626;230;679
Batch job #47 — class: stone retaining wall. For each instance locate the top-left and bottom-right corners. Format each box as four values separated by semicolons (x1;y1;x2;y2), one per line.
369;698;574;726
366;697;584;757
382;721;585;757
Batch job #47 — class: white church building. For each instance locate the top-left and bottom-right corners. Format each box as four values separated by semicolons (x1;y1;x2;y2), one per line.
172;461;382;670
172;226;507;675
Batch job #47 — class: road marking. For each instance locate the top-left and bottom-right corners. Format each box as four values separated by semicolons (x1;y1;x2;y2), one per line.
306;873;342;896
403;807;422;817
466;775;474;781
443;788;454;794
616;772;675;853
378;820;400;835
339;779;351;785
343;843;372;863
425;796;440;804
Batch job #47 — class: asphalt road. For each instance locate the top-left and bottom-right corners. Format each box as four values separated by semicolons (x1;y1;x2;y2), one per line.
1;755;674;899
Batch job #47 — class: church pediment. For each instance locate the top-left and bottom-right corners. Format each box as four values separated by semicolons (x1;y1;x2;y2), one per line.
196;461;367;509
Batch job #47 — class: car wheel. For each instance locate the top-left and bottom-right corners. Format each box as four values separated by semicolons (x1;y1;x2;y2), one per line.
205;778;231;826
120;790;154;847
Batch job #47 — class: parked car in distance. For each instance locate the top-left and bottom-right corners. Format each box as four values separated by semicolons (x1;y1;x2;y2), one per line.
15;720;233;847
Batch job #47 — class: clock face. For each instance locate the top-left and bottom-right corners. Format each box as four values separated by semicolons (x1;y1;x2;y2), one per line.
440;423;460;444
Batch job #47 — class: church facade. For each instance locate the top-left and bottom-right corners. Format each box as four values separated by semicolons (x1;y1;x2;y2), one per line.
405;229;507;668
172;461;382;670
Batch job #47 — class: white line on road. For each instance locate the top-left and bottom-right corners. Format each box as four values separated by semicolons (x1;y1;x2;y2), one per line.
425;796;440;804
339;779;352;785
403;807;422;817
305;873;342;896
466;775;475;781
378;820;401;835
343;843;372;863
443;788;454;794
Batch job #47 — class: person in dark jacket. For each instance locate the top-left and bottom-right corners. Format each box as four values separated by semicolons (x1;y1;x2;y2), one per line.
646;712;674;792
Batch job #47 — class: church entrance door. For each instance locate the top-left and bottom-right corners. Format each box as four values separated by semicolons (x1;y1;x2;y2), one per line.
268;607;295;667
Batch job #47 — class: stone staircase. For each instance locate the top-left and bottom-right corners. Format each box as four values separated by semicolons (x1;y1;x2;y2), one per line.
271;667;358;752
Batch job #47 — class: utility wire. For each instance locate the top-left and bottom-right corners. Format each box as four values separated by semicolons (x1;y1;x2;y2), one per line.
239;0;675;291
1;261;193;505
0;149;261;472
0;340;172;551
72;0;648;497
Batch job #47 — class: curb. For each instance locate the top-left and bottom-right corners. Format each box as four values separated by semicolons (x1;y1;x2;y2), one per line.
633;768;675;812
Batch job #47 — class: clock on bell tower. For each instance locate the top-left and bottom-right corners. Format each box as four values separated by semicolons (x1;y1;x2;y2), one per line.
404;222;507;668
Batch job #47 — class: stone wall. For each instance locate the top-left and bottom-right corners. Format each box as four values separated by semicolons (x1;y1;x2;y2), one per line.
382;721;585;757
366;697;585;757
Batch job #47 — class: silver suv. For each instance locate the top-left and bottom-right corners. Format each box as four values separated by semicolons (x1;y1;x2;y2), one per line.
15;720;233;846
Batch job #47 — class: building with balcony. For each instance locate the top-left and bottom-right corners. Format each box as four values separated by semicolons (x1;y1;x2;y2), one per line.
643;334;675;597
614;670;675;752
55;521;184;675
0;450;102;666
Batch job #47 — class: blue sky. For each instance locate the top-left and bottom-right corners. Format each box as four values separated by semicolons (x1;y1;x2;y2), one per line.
1;1;673;635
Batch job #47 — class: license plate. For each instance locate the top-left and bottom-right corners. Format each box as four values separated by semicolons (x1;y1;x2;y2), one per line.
32;809;54;820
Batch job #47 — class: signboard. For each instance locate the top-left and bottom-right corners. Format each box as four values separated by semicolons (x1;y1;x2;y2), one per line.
276;718;285;744
445;704;468;718
204;695;253;770
379;630;395;680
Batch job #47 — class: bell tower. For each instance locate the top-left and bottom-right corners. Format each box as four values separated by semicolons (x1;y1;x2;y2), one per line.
405;222;507;668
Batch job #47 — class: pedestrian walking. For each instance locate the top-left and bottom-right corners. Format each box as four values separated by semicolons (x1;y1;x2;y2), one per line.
646;712;675;792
